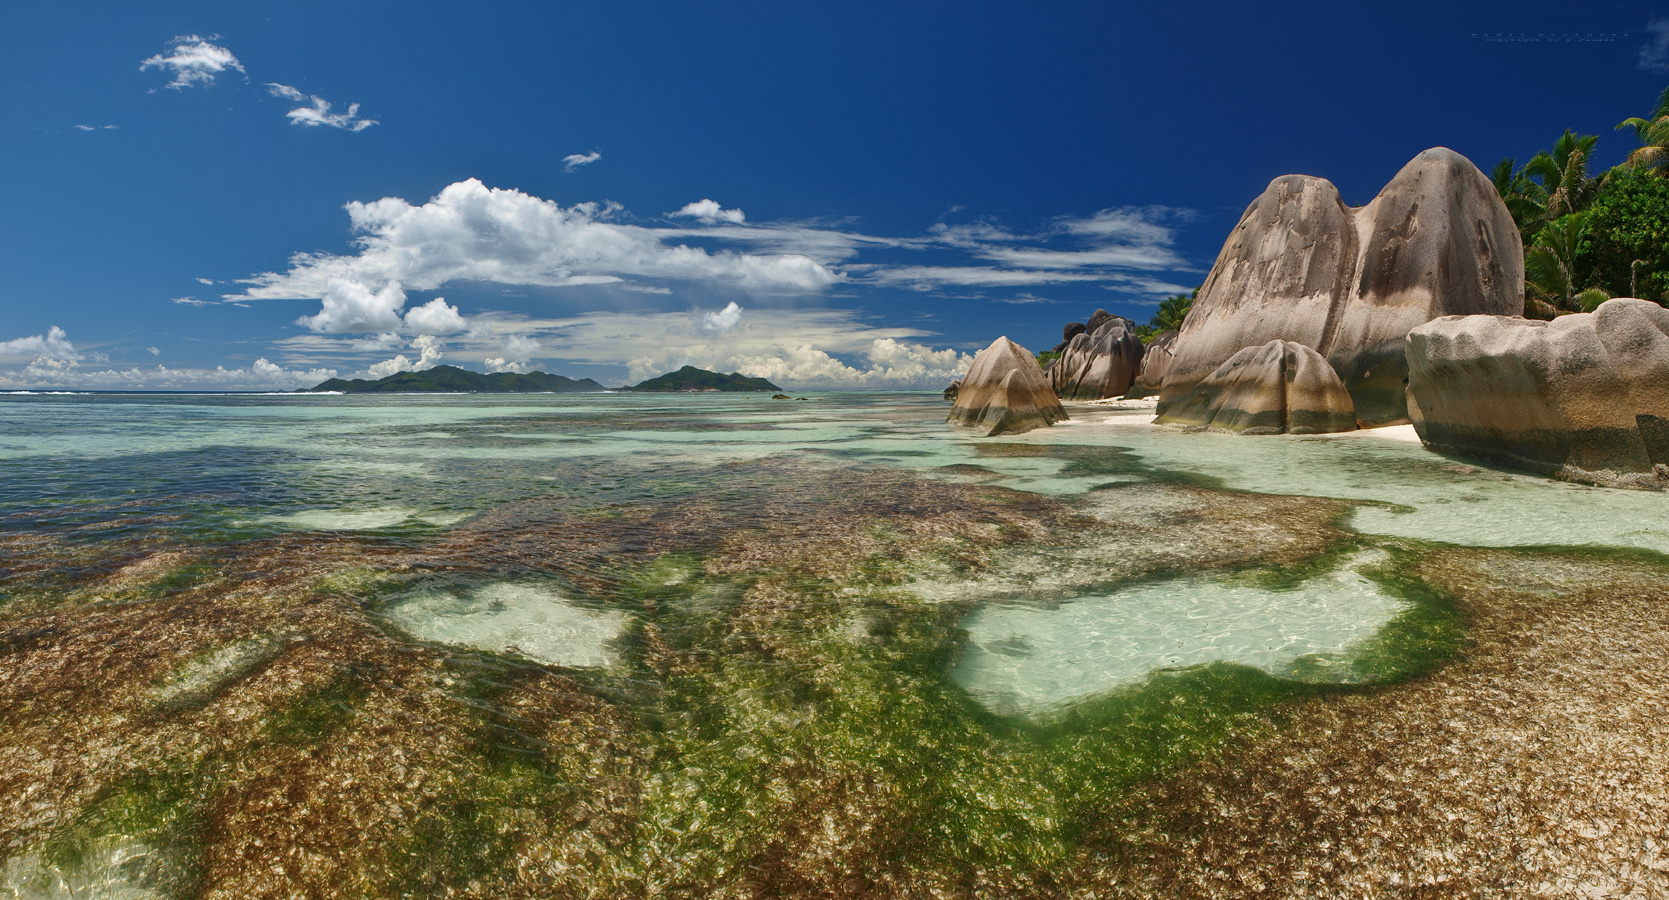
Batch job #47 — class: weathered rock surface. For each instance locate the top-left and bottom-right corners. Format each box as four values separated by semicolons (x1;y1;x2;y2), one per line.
942;380;961;402
1155;339;1357;434
1130;330;1177;397
1047;312;1146;400
1406;298;1669;489
1159;147;1523;427
947;337;1067;436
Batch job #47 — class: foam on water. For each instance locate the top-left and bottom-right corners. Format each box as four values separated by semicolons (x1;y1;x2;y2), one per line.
383;582;628;667
950;551;1407;716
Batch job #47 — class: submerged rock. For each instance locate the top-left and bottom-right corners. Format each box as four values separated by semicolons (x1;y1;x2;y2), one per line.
948;337;1068;435
1406;298;1669;489
1048;312;1146;400
1130;329;1177;397
1160;147;1523;427
1156;339;1357;434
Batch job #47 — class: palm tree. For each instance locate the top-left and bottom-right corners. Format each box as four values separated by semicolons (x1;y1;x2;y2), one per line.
1524;212;1610;313
1616;85;1669;173
1490;157;1547;237
1522;131;1600;220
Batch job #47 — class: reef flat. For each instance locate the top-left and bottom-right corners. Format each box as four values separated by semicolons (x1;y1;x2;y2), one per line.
1;392;1664;897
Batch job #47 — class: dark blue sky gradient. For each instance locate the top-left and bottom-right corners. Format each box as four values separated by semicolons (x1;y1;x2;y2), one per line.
4;0;1669;383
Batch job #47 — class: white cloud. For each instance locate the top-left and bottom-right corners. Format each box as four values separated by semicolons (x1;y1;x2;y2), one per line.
73;124;118;132
296;278;407;332
1644;19;1669;71
0;326;78;364
234;179;838;306
0;356;336;391
140;36;244;89
350;332;404;351
484;334;542;373
366;334;445;378
701;301;743;335
147;346;161;356
403;297;468;334
514;307;969;388
563;151;601;171
671;198;746;224
284;97;377;132
195;277;215;285
265;82;306;101
172;296;209;306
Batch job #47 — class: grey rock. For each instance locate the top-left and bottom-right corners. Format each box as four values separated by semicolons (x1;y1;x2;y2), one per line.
1130;330;1178;397
1063;322;1087;342
1048;315;1146;400
943;379;961;402
1159;147;1523;427
1407;298;1669;489
1085;309;1115;335
1156;339;1357;434
947;337;1068;436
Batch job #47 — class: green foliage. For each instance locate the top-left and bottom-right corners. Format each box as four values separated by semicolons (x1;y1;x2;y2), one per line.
1616;83;1669;175
1151;287;1197;333
1493;130;1601;247
1584;165;1669;303
1524;212;1609;312
1035;350;1061;368
1135;286;1198;342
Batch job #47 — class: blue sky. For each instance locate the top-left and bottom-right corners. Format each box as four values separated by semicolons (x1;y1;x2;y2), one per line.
5;1;1669;390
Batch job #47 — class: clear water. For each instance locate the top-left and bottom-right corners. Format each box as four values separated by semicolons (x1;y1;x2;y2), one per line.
951;551;1405;716
383;582;628;667
2;391;1663;894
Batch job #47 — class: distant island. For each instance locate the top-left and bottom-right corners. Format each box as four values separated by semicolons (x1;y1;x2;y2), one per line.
308;365;606;393
624;366;781;392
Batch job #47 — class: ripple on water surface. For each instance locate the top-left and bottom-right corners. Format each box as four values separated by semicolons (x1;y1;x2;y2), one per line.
950;552;1407;717
382;582;627;667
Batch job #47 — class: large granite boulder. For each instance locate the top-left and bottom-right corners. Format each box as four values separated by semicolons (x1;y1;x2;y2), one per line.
1130;329;1177;397
1406;299;1669;489
1155;339;1357;434
947;337;1068;436
1158;147;1523;428
1047;314;1145;400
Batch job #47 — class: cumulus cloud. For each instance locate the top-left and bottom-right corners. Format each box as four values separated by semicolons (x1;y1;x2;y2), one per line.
563;151;601;171
402;297;468;334
266;84;377;131
701;301;743;335
484;334;543;373
366;334;445;378
234;179;838;309
296;278;408;332
140;36;244;89
1644;19;1669;71
671;198;747;224
0;326;79;364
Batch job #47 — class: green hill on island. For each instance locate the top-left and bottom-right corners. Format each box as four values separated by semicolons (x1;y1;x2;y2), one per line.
625;366;781;392
309;365;607;393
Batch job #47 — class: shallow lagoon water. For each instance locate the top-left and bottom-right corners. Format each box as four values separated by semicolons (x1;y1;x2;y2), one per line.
951;551;1407;716
2;390;1666;895
383;582;628;667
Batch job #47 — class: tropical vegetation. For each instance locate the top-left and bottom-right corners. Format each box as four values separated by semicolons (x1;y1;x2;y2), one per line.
1489;84;1669;314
